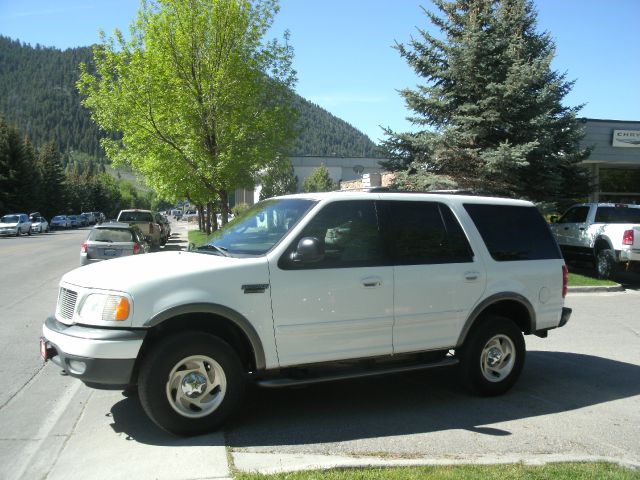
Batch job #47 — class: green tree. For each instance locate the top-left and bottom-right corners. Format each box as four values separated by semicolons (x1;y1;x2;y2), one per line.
302;164;335;193
36;141;67;218
0;118;33;213
77;0;297;231
384;0;590;201
259;156;297;199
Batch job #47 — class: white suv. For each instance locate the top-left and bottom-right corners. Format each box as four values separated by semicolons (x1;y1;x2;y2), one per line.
41;191;571;435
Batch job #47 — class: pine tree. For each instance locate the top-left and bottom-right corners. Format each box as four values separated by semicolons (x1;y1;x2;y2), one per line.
37;141;67;218
259;157;298;200
384;0;590;202
0;118;32;212
302;164;335;193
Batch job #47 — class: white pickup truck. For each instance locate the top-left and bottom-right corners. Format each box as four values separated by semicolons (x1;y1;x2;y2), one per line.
550;203;640;278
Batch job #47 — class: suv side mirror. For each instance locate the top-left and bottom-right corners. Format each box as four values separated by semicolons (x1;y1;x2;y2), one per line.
549;215;558;224
291;237;324;263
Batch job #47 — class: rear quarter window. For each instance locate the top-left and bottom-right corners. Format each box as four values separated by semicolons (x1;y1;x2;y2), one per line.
464;204;561;261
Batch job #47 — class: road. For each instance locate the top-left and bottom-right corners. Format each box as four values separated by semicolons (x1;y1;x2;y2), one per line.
0;226;639;479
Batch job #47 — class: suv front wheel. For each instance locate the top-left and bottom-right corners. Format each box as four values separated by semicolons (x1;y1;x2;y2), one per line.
138;332;246;436
459;316;525;396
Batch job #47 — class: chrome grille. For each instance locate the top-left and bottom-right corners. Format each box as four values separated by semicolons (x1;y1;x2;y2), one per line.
57;287;78;320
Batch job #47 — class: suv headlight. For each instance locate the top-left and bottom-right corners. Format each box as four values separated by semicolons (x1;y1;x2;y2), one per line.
78;294;131;323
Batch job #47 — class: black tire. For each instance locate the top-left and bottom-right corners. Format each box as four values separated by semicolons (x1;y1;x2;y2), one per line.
459;316;525;396
595;249;616;279
138;332;246;436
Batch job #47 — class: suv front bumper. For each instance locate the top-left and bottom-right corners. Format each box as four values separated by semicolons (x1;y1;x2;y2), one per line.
41;316;146;389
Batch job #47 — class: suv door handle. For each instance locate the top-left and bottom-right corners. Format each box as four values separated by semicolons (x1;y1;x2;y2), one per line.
464;271;480;281
361;276;382;288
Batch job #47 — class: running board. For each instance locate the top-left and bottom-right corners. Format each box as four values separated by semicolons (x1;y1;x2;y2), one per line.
255;357;459;388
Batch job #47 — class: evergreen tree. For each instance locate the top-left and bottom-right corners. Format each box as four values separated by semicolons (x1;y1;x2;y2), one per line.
0;118;32;212
37;141;67;218
384;0;590;201
259;157;298;200
22;137;41;211
302;164;335;193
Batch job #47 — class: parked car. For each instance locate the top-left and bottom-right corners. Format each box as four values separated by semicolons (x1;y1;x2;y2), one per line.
67;215;80;228
0;213;32;236
549;202;640;278
155;212;171;246
42;191;571;436
78;214;90;227
50;215;71;230
93;212;106;224
81;212;97;225
30;216;49;233
116;209;162;249
80;223;150;266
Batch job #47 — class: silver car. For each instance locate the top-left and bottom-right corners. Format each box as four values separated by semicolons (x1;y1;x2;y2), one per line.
0;214;32;236
80;223;150;266
30;217;50;233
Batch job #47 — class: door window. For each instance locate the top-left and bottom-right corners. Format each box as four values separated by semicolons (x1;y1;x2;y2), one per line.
382;201;474;265
558;206;590;223
281;200;385;269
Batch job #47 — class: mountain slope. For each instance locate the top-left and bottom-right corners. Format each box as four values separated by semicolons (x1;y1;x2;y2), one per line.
0;35;380;159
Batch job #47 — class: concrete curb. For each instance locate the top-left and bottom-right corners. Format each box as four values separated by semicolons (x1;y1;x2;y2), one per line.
568;284;625;293
231;451;640;475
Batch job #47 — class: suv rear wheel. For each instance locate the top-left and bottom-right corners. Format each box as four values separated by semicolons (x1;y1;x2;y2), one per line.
138;332;246;436
459;316;525;396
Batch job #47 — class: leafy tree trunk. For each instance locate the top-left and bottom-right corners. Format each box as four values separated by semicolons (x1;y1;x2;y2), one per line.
219;190;229;225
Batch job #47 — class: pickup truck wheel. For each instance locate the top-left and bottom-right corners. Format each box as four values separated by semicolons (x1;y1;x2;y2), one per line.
138;332;246;436
459;316;525;396
596;249;616;279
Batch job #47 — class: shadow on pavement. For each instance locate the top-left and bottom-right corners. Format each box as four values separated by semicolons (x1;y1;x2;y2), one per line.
109;351;640;445
158;234;187;252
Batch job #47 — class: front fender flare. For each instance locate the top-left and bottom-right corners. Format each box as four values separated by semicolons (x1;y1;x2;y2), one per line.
144;303;266;370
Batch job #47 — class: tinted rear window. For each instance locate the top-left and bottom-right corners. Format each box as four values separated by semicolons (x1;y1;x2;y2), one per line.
119;211;153;222
382;201;473;264
89;228;134;242
464;204;561;261
594;206;640;224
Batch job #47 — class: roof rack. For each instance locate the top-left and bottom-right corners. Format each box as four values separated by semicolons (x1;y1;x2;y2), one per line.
362;187;475;195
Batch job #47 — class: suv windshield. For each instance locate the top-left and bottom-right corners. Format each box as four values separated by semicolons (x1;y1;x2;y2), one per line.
1;215;19;223
199;198;315;256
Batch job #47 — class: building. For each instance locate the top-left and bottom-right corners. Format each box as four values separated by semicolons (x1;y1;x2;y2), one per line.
581;119;640;203
232;155;388;206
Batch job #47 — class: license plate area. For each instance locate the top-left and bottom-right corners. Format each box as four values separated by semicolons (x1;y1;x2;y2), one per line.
40;337;49;361
103;248;118;257
40;337;56;362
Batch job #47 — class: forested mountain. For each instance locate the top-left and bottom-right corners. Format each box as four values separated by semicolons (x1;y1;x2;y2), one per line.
0;35;380;161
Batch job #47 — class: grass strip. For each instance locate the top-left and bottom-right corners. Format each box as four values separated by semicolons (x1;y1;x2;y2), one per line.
235;462;639;480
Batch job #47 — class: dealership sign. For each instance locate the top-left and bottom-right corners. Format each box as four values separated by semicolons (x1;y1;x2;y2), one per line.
612;130;640;148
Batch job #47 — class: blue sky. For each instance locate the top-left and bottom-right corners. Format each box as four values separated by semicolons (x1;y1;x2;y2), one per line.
1;0;638;144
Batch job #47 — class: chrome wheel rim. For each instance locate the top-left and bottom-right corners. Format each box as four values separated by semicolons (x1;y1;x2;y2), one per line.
166;355;227;418
480;334;515;383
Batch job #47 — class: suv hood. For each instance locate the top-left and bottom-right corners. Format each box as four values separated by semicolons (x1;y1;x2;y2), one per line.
0;222;19;227
61;251;242;292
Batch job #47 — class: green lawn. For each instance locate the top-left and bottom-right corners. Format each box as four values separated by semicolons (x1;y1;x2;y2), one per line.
567;272;618;287
235;463;639;480
188;229;215;247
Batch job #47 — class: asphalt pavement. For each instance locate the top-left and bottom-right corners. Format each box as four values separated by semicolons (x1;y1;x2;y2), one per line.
1;222;639;479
